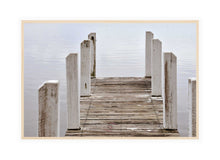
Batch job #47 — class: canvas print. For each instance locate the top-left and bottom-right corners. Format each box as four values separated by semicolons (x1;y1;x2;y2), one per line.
22;21;198;138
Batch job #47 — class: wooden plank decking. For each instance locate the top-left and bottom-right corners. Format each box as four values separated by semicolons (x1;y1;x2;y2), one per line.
65;77;179;137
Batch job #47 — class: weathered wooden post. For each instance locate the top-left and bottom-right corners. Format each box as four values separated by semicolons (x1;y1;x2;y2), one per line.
38;80;59;137
152;39;162;97
88;32;96;78
163;52;177;129
145;31;154;78
188;78;196;137
81;40;91;96
66;53;80;129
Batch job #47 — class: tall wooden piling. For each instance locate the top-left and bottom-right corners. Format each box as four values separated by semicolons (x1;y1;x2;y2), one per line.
163;52;177;129
81;40;91;96
188;78;196;137
66;53;80;129
88;33;96;78
152;39;162;97
38;80;59;137
145;31;154;78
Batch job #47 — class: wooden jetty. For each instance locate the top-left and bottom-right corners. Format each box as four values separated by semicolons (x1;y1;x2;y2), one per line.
38;31;197;138
65;77;179;137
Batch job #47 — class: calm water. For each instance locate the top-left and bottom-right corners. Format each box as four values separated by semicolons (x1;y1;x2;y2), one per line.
24;23;196;137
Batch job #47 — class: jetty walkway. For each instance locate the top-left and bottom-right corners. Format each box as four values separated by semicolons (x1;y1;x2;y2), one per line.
65;77;179;137
37;31;196;138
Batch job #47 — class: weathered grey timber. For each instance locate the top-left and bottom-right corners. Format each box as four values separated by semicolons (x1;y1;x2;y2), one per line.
145;31;153;78
163;53;177;129
65;77;179;137
88;33;96;78
188;78;196;137
66;54;80;129
152;39;162;97
38;80;59;137
81;40;91;96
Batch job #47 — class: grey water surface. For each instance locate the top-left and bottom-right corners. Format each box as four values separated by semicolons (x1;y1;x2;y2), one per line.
24;23;196;137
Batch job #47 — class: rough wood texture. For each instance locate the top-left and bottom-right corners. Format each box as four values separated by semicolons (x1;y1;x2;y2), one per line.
152;39;162;96
164;53;177;129
81;40;91;96
145;31;153;77
65;77;179;137
188;78;196;137
88;33;96;78
38;80;59;137
66;54;80;129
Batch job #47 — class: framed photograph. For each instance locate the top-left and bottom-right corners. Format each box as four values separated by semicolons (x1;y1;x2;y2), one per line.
21;20;198;139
